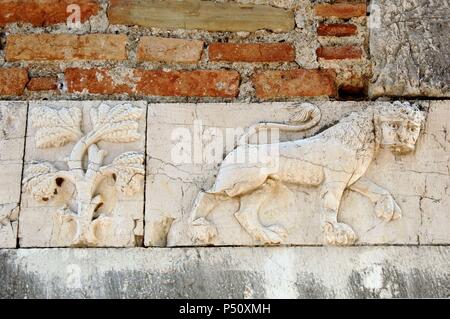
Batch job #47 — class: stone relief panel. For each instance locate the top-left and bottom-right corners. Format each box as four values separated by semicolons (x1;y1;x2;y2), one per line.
0;102;27;248
145;101;448;247
19;101;146;247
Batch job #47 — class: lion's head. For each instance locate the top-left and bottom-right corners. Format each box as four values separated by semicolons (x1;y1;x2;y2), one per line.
374;102;426;154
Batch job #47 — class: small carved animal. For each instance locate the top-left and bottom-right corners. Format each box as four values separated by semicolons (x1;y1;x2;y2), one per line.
189;102;426;245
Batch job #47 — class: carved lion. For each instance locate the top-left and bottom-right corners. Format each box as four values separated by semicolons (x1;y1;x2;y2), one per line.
189;102;426;245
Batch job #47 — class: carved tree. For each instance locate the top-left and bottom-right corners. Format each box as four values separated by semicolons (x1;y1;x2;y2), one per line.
23;103;145;246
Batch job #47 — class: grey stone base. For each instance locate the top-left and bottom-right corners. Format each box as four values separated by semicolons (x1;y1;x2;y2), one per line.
1;247;448;299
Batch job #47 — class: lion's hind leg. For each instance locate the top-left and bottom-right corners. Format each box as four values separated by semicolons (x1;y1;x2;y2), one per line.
189;191;224;244
235;180;287;245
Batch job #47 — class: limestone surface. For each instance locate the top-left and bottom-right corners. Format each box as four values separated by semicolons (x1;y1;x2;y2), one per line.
369;0;450;97
0;102;27;248
0;246;448;298
19;101;146;247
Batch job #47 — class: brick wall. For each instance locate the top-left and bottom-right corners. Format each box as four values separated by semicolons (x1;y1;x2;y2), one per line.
0;0;369;101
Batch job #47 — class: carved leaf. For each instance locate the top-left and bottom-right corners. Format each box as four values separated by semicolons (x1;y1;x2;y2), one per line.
30;106;83;148
102;152;145;196
23;162;60;202
90;103;143;143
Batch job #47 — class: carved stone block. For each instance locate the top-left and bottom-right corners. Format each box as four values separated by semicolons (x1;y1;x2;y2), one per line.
145;101;449;247
1;247;448;298
19;101;146;247
0;102;27;248
369;0;450;97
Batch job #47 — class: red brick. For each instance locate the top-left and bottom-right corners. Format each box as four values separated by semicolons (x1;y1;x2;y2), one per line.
315;3;366;19
134;70;240;97
0;68;29;96
0;0;99;27
65;68;134;95
317;46;363;60
253;69;336;99
6;34;127;62
209;43;295;62
137;37;204;63
27;77;58;91
65;68;240;97
317;23;357;37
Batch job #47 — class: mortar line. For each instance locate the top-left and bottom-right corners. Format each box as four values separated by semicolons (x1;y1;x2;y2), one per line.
6;243;450;250
15;100;29;248
140;101;149;247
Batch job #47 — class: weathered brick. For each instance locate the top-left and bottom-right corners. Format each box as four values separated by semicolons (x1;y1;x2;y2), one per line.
209;43;295;62
6;34;127;62
108;0;295;32
65;68;134;95
317;46;363;60
0;68;29;96
315;3;367;18
27;77;58;91
0;0;99;27
253;69;336;99
65;68;240;97
317;23;358;37
137;37;204;63
134;70;240;97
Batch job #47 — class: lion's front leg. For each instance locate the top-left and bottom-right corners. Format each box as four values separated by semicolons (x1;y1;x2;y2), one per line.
349;177;402;221
321;185;357;246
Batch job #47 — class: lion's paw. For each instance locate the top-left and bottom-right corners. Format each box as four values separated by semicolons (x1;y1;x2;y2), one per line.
375;195;402;222
191;217;218;244
324;222;357;246
254;224;287;245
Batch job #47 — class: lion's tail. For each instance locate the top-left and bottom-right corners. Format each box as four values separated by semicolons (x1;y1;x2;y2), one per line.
238;103;321;146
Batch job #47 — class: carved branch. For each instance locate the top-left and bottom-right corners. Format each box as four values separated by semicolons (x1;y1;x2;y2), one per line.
67;130;103;175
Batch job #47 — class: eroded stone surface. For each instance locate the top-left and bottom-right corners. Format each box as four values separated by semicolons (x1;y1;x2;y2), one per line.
0;102;27;248
145;101;449;247
108;0;295;32
137;37;204;63
19;101;146;247
0;246;448;298
369;0;450;97
416;101;450;244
